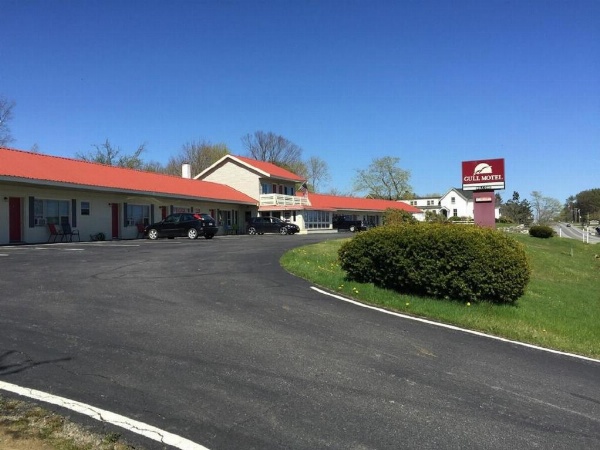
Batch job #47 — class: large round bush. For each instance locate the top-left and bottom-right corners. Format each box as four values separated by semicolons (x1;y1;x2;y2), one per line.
338;224;531;304
528;225;554;238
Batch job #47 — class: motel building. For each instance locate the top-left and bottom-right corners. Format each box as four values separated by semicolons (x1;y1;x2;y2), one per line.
0;147;421;245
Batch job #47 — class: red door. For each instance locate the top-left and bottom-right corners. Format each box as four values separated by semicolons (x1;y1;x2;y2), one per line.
9;197;22;242
111;203;119;239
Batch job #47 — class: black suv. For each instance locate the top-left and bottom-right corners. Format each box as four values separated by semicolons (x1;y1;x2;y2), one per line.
247;217;300;235
145;213;218;240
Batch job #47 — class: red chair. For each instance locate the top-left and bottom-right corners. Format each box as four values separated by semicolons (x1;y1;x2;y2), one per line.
47;223;64;242
136;223;146;238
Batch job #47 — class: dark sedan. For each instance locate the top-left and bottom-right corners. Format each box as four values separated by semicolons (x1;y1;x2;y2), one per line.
145;213;218;240
247;217;300;235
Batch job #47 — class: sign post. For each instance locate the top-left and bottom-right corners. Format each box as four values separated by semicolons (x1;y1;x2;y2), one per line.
462;158;505;228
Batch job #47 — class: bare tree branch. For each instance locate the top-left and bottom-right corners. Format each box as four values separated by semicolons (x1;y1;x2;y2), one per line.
0;95;16;146
165;139;229;176
77;139;147;169
241;131;303;167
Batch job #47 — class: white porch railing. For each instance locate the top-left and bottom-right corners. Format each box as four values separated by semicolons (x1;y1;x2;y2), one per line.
259;194;310;207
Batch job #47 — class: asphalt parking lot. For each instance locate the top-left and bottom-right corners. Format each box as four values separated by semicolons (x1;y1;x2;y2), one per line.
1;234;599;450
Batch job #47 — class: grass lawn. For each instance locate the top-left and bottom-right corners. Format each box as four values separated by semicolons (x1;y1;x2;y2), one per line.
281;232;600;359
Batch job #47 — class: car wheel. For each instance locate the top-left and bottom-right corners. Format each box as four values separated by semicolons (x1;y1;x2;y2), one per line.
147;229;159;240
349;225;356;232
204;234;214;239
248;227;257;235
187;228;198;240
280;227;288;235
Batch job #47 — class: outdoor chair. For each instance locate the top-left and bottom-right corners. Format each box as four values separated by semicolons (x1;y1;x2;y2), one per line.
61;223;80;242
47;223;64;242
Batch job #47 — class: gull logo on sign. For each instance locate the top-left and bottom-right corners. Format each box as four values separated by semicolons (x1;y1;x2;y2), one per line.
473;163;492;175
462;158;505;191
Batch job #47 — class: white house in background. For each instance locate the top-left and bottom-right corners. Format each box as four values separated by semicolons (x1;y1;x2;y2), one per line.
400;188;500;221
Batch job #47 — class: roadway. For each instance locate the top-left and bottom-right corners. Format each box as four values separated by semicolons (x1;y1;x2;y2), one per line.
555;222;600;244
1;235;599;449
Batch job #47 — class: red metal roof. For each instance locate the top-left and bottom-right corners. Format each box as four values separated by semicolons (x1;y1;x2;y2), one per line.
306;193;422;213
0;147;257;204
234;156;305;182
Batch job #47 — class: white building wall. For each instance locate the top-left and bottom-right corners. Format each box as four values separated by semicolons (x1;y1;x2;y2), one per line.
0;182;256;245
201;161;260;200
0;186;116;244
440;199;472;218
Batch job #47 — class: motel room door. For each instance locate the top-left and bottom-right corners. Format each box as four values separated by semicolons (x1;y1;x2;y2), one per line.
9;197;22;242
111;203;119;239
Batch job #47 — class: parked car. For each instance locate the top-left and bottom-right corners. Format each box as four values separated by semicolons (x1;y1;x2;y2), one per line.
145;213;218;240
332;215;367;232
247;217;300;235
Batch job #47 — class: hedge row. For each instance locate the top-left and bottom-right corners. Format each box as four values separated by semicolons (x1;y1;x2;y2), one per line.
338;224;531;304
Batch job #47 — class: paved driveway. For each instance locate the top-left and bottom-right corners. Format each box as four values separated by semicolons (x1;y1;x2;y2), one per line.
1;235;599;449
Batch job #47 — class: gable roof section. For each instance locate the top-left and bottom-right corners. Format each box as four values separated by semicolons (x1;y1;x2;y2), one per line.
307;193;422;214
0;147;256;204
441;188;474;201
196;154;305;182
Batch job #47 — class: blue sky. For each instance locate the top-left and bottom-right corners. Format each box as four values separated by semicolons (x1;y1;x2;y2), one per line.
2;0;598;203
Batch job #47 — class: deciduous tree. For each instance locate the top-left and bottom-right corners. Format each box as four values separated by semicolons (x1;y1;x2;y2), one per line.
77;139;146;169
352;156;412;200
0;95;16;146
305;156;330;192
242;131;303;168
530;191;562;224
164;140;229;177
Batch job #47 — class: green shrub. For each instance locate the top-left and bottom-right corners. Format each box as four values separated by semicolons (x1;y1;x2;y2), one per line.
529;225;554;238
383;208;418;225
338;224;531;304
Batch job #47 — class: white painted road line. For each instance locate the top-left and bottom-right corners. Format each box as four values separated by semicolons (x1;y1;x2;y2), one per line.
311;286;600;364
0;381;210;450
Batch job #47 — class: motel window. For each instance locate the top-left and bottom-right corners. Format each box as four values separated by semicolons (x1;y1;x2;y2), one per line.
34;199;69;226
81;201;90;216
364;215;378;227
305;210;330;229
261;183;269;194
223;210;232;226
126;204;150;226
